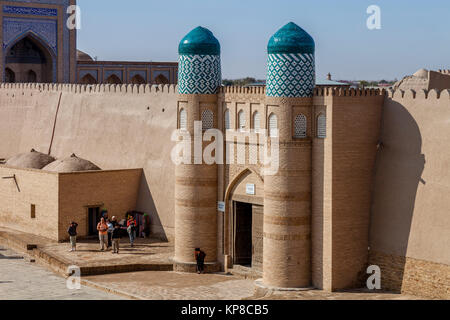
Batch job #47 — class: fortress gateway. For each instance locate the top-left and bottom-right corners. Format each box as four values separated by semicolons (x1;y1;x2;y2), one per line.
0;0;449;299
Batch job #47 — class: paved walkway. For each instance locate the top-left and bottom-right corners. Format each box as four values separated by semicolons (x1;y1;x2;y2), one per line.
0;246;125;300
0;227;173;274
251;287;424;300
84;271;256;300
44;237;173;268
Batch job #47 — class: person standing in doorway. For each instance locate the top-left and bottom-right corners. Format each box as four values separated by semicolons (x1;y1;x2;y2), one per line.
195;248;206;274
67;222;78;252
97;217;108;251
127;216;137;247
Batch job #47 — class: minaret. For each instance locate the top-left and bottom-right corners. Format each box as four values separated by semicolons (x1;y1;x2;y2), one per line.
263;22;316;288
173;26;221;272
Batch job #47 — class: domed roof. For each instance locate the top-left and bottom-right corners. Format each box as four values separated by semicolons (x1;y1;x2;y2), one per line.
77;50;93;62
179;26;221;55
413;68;429;79
42;154;101;173
6;149;55;170
268;22;315;54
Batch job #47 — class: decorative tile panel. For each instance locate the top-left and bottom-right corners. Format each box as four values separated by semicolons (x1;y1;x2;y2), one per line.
3;17;57;55
267;53;315;97
178;54;221;95
3;6;58;17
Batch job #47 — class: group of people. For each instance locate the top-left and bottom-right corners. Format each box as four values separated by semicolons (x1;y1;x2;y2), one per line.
67;215;208;274
67;214;141;254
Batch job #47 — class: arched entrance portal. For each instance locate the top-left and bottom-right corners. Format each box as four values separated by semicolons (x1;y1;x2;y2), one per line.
224;168;264;272
5;35;54;83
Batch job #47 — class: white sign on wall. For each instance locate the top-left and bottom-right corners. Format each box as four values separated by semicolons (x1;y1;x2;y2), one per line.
246;184;256;195
217;201;225;212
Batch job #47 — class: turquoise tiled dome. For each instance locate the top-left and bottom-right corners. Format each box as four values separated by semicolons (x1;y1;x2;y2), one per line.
178;26;221;56
266;22;316;98
268;22;315;54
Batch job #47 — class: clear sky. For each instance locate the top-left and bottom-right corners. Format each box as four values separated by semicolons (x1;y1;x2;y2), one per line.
77;0;450;81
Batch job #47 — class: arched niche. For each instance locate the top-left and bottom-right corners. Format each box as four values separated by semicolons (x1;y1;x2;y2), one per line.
131;74;146;85
5;33;55;83
80;73;98;85
106;74;122;84
154;73;169;84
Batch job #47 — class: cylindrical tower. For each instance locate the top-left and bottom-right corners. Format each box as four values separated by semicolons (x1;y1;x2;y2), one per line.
263;22;316;288
174;26;221;272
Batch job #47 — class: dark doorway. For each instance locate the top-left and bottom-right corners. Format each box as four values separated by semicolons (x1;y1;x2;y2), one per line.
5;68;15;83
234;202;253;266
27;70;37;82
88;207;101;236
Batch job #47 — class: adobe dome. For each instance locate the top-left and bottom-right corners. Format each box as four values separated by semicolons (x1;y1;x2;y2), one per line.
42;154;101;173
6;149;56;170
77;50;93;62
268;22;315;54
178;26;221;55
413;68;429;79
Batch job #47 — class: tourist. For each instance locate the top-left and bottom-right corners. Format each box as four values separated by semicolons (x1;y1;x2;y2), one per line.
97;217;108;251
106;219;113;248
67;222;78;252
195;248;206;274
127;216;137;247
111;216;118;228
111;224;121;254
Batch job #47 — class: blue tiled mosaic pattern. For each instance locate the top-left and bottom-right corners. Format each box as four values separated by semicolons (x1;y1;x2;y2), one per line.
266;53;315;98
178;54;221;95
3;6;58;16
3;17;57;54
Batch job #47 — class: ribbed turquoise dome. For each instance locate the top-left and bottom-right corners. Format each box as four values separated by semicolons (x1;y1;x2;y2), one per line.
268;22;315;54
179;26;221;55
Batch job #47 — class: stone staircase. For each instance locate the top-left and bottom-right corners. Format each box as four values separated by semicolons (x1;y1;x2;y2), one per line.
228;264;262;280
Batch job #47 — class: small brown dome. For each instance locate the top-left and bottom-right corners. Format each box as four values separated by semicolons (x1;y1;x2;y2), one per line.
42;154;101;173
77;50;93;62
6;149;56;169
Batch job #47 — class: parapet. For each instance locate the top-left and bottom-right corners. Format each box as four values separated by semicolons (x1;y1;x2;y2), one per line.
219;86;266;95
313;87;386;97
0;83;178;95
386;88;450;100
1;83;449;102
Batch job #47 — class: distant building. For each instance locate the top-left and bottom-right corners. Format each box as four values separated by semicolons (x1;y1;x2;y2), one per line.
243;75;350;89
0;2;177;84
76;50;177;85
394;68;450;91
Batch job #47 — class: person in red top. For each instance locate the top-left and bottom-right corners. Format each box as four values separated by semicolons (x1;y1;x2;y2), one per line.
127;216;137;247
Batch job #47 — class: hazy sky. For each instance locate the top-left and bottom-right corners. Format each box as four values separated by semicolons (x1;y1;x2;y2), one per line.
77;0;450;81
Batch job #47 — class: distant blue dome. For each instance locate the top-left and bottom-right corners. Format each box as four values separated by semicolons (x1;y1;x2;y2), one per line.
179;26;221;56
268;22;315;54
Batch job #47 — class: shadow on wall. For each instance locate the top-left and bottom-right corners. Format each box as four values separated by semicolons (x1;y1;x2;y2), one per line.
369;99;425;292
136;171;168;242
